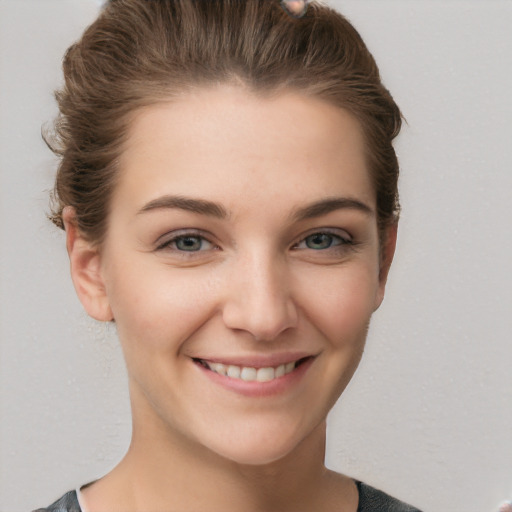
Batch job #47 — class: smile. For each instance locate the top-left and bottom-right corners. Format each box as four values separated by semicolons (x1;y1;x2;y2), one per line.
194;357;312;383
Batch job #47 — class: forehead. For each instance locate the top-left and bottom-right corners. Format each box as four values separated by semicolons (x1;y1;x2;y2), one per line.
115;85;374;213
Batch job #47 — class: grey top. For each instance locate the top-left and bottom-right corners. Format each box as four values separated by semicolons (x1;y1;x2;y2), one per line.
33;481;422;511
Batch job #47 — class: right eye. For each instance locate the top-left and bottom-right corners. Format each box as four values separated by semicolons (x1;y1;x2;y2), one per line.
156;232;217;253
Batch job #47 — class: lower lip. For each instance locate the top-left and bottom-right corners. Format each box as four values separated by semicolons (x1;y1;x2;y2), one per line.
194;358;315;397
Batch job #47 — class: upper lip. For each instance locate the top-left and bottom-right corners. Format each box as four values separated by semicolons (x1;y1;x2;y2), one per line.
192;352;317;369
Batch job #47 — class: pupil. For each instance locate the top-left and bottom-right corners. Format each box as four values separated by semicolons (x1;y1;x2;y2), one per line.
307;234;331;249
178;237;201;251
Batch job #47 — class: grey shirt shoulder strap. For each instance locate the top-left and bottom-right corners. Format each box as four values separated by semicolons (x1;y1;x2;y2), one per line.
32;490;81;512
34;482;423;512
356;481;422;512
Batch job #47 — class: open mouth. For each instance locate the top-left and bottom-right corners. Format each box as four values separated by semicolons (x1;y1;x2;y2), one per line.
193;356;313;383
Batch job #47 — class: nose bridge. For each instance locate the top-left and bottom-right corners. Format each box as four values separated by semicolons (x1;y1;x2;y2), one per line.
222;246;298;341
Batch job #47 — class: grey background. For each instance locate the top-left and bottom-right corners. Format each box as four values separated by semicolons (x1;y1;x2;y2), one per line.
1;1;511;511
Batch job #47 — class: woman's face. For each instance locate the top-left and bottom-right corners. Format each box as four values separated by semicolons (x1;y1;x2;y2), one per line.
72;85;393;465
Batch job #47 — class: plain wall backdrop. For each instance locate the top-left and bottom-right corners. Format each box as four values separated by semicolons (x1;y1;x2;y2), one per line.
0;1;511;511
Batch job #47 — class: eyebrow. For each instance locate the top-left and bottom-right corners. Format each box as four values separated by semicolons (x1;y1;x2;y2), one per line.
291;197;374;222
138;195;228;219
137;194;373;221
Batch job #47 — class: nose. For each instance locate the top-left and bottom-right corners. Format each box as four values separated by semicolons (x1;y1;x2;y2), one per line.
222;251;299;342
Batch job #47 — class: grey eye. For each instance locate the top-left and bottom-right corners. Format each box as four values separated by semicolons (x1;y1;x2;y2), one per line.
175;236;204;251
156;231;216;253
304;233;340;250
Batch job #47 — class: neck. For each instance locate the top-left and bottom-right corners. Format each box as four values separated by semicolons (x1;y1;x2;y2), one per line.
126;420;329;511
82;387;357;512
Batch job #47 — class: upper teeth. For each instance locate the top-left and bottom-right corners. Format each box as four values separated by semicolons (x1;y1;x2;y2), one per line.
205;361;297;382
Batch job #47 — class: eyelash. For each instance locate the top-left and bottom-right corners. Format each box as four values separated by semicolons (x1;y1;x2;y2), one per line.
155;229;354;255
156;230;217;254
291;230;353;252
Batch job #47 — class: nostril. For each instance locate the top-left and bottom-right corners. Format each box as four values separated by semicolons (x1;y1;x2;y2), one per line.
221;261;299;340
222;300;298;341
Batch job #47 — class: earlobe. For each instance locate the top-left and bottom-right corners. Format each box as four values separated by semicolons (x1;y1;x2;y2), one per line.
374;222;398;311
63;207;113;322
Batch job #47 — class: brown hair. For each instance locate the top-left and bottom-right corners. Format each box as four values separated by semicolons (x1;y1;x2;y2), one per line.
47;0;402;245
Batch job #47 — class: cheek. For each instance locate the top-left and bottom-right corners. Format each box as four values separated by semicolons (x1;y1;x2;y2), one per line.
298;265;379;345
106;261;219;352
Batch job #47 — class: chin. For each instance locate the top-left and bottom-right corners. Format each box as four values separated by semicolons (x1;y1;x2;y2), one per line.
212;442;300;467
199;418;322;467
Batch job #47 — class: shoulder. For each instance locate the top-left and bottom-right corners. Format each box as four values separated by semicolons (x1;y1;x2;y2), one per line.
356;481;422;512
32;490;81;512
32;481;422;512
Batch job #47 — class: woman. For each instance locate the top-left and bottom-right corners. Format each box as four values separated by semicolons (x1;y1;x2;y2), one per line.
36;0;420;510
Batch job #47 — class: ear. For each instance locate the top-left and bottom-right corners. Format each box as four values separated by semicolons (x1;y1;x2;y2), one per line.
374;222;398;311
63;207;113;322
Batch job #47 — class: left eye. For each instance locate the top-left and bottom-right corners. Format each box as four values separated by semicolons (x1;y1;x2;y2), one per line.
295;232;349;250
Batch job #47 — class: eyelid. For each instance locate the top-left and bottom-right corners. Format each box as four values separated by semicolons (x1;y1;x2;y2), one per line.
292;227;353;248
155;229;217;251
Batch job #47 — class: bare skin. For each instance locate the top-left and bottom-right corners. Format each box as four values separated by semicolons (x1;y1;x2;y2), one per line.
82;419;359;512
67;85;396;512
